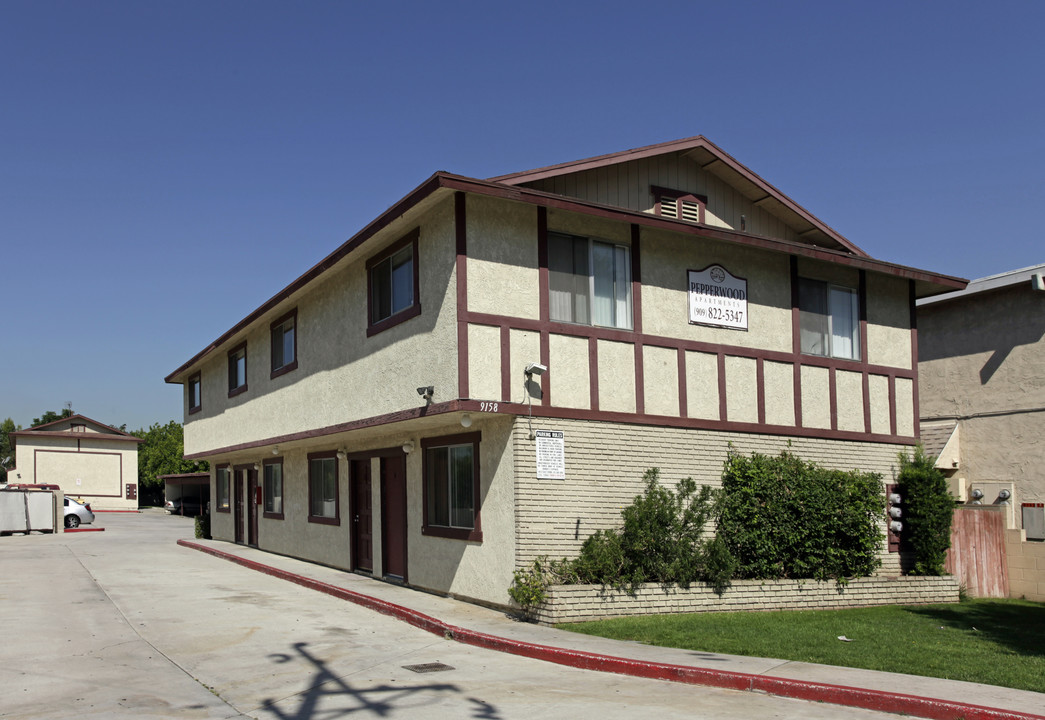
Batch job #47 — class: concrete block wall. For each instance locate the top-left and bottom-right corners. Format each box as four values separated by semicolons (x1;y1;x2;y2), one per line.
512;417;907;576
1005;529;1045;601
535;576;960;625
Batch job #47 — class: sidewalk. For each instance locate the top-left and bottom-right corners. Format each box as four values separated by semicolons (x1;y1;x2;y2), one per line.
179;538;1045;720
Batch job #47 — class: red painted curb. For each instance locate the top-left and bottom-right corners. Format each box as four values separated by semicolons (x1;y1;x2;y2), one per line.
65;527;105;533
177;540;1045;720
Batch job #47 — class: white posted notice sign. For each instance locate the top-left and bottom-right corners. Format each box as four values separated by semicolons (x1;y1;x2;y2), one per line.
535;430;565;480
688;264;748;330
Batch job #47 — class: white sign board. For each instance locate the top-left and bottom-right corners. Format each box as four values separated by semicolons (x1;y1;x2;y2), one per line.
688;264;748;330
535;430;565;480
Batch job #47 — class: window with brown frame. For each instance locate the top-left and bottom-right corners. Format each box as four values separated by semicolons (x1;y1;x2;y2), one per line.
216;465;230;512
307;451;339;525
263;457;284;519
270;309;298;378
367;229;420;336
228;342;247;397
652;186;707;224
421;432;482;542
188;373;202;414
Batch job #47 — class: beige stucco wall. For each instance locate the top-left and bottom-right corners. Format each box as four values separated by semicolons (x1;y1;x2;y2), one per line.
549;334;591;410
919;283;1045;505
641;228;793;352
11;435;138;510
596;340;636;413
685;351;719;420
513;416;908;576
866;273;912;369
466;195;540;320
208;415;518;608
1006;529;1045;602
183;198;459;457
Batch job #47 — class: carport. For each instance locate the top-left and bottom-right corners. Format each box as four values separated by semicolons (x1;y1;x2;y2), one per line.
160;472;210;515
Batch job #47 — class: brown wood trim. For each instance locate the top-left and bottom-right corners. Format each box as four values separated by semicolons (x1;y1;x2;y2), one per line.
677;348;688;418
717;352;727;422
168;171;964;385
537;207;549;323
456;193;469;400
500;325;511;402
589;337;600;412
756;357;766;425
909;280;920;439
540;329;551;407
462;310;913;378
185;396;918;461
630;224;642;333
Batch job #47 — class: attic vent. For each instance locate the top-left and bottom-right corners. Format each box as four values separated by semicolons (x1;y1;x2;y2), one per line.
652;186;706;224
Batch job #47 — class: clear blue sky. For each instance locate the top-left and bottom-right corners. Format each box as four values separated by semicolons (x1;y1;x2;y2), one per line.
3;1;1042;431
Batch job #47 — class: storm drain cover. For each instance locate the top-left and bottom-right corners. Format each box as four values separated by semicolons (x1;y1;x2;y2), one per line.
402;662;455;674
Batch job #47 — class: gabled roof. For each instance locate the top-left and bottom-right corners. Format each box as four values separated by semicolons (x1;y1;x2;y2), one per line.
11;413;143;444
489;135;867;257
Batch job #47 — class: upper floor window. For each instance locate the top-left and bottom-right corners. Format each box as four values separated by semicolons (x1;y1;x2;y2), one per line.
548;232;632;330
263;458;284;519
188;373;202;414
228;343;247;397
422;432;481;542
70;423;86;433
270;309;298;378
799;278;860;360
367;228;420;336
652;186;707;224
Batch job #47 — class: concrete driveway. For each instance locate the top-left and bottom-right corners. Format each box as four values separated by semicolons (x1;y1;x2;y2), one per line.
1;512;921;719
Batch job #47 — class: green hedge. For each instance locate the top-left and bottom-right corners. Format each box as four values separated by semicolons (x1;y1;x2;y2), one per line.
718;449;884;582
896;446;952;575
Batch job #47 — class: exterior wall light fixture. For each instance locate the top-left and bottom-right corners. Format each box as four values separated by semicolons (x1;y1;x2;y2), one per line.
402;440;414;454
460;413;472;428
336;449;347;461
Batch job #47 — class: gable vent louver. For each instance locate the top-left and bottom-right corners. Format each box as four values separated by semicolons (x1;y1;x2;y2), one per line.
679;199;701;223
660;196;679;219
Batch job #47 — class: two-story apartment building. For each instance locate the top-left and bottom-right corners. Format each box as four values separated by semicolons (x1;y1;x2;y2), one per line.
166;136;965;608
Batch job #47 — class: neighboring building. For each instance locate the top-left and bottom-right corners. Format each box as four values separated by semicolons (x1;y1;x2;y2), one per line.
165;136;965;608
8;414;142;511
918;263;1045;537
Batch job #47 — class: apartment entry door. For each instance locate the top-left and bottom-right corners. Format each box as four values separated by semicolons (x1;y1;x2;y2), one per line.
233;465;259;547
381;455;407;580
350;459;373;572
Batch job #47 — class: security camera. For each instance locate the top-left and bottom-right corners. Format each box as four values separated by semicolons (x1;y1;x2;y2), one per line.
417;386;434;401
525;363;547;376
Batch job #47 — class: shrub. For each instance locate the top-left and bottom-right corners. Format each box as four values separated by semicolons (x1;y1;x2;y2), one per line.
194;512;210;539
717;449;884;582
572;468;720;591
508;556;576;613
896;446;953;575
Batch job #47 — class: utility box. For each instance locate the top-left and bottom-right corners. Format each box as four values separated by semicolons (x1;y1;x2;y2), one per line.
0;489;59;534
1023;503;1045;541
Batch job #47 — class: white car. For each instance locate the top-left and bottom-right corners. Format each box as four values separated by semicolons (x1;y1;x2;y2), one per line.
64;497;95;529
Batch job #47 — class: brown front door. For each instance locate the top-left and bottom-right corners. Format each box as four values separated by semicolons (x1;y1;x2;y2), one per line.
246;467;259;548
381;455;407;580
351;459;373;572
233;469;244;544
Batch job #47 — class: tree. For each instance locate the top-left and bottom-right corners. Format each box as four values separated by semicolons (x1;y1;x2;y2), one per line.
31;409;73;427
896;446;953;575
132;421;209;506
0;417;21;482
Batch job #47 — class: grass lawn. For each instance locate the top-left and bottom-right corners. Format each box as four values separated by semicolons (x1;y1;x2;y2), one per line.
559;598;1045;694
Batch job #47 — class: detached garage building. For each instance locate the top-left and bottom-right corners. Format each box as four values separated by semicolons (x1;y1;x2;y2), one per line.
8;414;142;511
